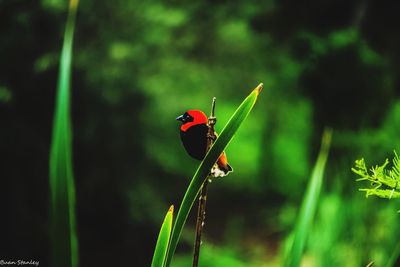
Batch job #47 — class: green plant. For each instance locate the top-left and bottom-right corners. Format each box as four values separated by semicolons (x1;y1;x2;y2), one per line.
284;129;332;267
352;152;400;267
386;241;400;267
352;151;400;199
151;206;174;267
49;1;79;267
150;83;263;267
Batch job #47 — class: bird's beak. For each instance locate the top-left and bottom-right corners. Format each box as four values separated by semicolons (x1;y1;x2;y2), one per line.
176;114;184;122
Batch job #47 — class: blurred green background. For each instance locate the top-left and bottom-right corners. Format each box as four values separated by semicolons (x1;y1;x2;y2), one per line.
1;0;400;266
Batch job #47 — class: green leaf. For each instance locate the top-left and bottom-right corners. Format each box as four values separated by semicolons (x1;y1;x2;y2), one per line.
165;83;263;267
284;129;332;267
151;206;174;267
49;1;79;267
386;240;400;267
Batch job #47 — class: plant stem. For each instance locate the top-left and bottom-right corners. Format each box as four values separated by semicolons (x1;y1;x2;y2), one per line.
192;179;209;267
192;97;217;267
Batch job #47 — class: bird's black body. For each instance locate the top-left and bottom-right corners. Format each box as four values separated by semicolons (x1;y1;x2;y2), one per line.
180;123;208;160
177;109;233;177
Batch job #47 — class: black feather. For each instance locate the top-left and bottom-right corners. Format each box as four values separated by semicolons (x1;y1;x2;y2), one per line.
180;124;208;160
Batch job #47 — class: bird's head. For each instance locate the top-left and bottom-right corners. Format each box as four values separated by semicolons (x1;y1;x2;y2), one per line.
176;110;208;132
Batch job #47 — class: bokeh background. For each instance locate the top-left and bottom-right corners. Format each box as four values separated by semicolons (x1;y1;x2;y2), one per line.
1;0;400;266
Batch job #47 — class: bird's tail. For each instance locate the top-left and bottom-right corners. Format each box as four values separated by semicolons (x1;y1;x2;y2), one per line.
211;152;233;177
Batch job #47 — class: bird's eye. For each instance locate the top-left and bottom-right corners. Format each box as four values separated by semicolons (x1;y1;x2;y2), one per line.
182;113;193;122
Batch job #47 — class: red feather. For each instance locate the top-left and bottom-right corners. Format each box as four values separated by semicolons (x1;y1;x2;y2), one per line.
180;110;207;132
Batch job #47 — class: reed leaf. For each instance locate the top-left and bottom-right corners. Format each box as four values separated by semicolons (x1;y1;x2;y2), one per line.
151;206;174;267
284;128;332;267
49;1;79;266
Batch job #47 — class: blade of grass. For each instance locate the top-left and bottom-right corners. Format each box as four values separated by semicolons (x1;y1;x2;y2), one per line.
386;240;400;267
151;206;174;267
164;83;263;267
284;128;332;267
49;1;79;267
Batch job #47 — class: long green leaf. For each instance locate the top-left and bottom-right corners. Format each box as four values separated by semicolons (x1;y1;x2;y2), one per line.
49;1;79;267
284;129;332;267
151;206;174;267
386;240;400;267
165;83;263;267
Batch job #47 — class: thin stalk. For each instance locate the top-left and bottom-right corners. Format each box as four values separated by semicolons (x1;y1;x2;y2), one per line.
192;179;209;267
192;97;217;267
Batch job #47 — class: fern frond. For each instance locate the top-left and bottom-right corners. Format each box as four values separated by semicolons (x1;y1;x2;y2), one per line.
392;150;400;180
352;151;400;199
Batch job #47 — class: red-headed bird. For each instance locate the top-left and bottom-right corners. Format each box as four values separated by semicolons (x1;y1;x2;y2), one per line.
176;110;233;177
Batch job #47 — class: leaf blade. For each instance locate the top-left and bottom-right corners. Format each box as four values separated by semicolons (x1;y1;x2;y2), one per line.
151;206;174;267
284;129;332;267
49;1;79;267
386;240;400;267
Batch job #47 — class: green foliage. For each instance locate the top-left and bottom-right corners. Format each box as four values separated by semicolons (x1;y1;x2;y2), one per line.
265;98;313;195
0;85;12;103
352;151;400;199
49;1;79;267
308;193;343;266
284;129;332;267
151;206;174;267
387;241;400;267
164;84;262;267
172;244;247;267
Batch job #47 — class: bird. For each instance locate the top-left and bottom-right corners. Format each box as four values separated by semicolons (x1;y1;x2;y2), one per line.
176;109;233;177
